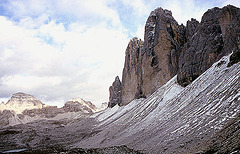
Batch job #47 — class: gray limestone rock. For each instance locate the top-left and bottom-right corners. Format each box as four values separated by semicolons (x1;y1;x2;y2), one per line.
178;5;240;87
120;8;185;105
108;76;122;107
121;38;144;106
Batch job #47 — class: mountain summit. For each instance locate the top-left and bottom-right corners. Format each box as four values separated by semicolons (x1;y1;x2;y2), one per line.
64;97;98;113
0;92;43;114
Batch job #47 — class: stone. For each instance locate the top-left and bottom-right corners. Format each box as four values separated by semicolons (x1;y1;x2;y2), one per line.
178;5;240;87
119;5;240;105
121;38;144;106
22;106;62;118
108;76;122;107
141;8;183;96
185;18;199;41
120;8;185;105
228;49;240;67
0;110;14;127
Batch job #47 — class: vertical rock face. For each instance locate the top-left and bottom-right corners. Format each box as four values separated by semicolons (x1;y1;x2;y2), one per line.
121;38;144;106
141;8;185;97
111;5;240;106
108;76;122;107
177;5;240;86
120;8;185;105
0;92;43;114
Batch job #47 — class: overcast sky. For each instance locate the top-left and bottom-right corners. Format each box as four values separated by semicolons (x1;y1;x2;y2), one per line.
0;0;239;108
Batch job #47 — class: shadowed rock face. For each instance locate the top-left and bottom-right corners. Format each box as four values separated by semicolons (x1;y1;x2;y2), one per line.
108;76;122;107
121;38;144;106
178;5;240;86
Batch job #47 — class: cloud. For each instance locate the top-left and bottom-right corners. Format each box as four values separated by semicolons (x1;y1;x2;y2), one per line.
0;1;129;107
4;0;121;28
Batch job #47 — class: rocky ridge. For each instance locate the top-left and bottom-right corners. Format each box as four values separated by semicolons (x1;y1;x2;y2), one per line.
110;5;240;106
100;102;108;110
0;93;98;127
64;97;98;113
0;4;239;154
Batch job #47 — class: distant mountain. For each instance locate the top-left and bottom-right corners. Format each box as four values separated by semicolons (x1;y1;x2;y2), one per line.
100;102;108;110
0;92;43;114
0;94;98;127
63;97;98;113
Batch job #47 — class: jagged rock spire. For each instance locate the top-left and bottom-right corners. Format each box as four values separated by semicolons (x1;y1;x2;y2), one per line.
108;76;122;108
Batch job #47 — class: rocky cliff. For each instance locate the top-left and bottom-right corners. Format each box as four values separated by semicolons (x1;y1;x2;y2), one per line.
108;76;122;107
178;5;240;86
141;7;185;96
114;5;240;105
120;8;185;106
121;38;144;105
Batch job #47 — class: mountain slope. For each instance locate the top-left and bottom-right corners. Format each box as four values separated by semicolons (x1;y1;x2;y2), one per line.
74;54;240;153
1;54;238;153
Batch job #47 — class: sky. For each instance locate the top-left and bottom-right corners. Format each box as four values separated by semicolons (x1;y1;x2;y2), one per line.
0;0;239;108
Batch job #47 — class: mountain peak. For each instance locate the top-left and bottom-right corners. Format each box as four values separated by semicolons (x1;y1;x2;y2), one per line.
1;92;43;114
64;97;98;113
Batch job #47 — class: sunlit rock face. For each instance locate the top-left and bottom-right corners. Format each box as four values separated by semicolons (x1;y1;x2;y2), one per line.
0;92;43;114
141;7;186;98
